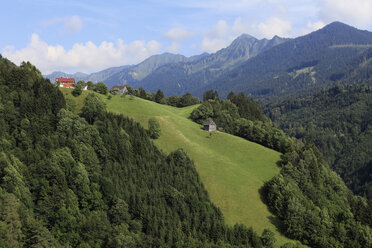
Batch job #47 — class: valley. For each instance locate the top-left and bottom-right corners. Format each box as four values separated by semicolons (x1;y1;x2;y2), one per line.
48;22;372;101
2;12;372;246
61;88;292;245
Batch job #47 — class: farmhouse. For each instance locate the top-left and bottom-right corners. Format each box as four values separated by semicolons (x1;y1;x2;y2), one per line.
112;85;128;94
56;78;75;88
204;120;216;131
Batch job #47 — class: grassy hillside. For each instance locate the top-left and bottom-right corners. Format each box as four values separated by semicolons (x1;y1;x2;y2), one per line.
59;87;91;114
61;89;292;245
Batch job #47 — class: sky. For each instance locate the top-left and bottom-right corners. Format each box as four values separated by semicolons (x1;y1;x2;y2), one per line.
1;0;372;74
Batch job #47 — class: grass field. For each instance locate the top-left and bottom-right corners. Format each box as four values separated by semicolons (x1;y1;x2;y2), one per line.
61;89;293;245
59;87;91;115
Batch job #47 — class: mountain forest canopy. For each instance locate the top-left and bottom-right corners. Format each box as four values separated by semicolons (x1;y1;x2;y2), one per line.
44;34;289;97
0;56;283;247
265;84;372;199
190;92;293;154
3;21;372;248
45;22;372;101
189;90;372;248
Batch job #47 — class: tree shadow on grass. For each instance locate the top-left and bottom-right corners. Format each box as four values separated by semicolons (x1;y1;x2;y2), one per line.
267;216;287;235
259;186;287;235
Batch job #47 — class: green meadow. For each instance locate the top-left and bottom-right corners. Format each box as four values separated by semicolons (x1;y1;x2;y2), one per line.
62;89;292;245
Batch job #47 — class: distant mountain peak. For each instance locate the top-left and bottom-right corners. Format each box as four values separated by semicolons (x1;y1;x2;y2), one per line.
326;21;351;28
320;21;356;32
231;33;287;47
236;33;257;40
306;21;372;46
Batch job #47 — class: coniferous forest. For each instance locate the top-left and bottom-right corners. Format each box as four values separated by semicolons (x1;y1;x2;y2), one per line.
0;55;274;247
189;90;372;248
265;85;372;199
1;54;372;247
190;90;293;154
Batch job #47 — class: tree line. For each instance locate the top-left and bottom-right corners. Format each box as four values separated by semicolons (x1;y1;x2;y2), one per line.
190;90;293;154
123;86;201;108
265;84;372;199
0;57;297;247
190;89;372;248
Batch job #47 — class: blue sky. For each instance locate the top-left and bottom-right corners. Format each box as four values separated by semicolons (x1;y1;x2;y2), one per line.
2;0;372;74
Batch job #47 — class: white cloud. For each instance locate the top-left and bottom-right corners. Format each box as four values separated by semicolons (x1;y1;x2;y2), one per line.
200;37;230;53
41;15;83;33
200;20;233;52
319;0;372;28
254;17;292;38
207;20;229;38
167;42;181;53
231;17;251;35
2;34;161;74
307;20;326;31
163;27;193;53
164;27;193;41
200;17;293;53
298;20;326;36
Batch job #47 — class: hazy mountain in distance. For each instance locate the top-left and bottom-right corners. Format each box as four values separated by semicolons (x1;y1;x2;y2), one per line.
206;21;372;100
44;65;131;84
45;71;89;83
103;53;192;88
86;65;132;83
46;22;372;99
45;53;191;88
133;34;289;95
45;34;287;91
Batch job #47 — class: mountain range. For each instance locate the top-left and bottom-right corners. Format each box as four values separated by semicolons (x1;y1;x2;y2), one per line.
45;34;288;93
210;21;372;100
45;21;372;100
4;21;372;247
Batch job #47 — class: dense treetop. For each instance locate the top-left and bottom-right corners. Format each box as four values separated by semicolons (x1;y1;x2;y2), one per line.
265;84;372;199
0;57;278;247
207;22;372;100
1;56;371;247
190;89;372;247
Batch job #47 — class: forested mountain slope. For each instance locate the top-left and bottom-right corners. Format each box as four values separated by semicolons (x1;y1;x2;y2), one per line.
44;53;188;86
4;55;372;247
46;22;372;101
62;90;293;245
45;34;287;93
265;84;372;199
207;22;372;100
185;92;372;248
65;88;372;248
104;53;193;88
133;34;288;96
0;57;277;247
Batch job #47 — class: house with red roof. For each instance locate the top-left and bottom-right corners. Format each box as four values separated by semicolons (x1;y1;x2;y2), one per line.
56;78;75;88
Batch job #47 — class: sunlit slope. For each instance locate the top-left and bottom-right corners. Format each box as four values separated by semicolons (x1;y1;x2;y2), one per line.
61;88;291;244
104;95;291;243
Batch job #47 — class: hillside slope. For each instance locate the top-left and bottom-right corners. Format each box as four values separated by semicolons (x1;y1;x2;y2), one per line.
1;59;287;247
44;65;131;84
135;34;288;96
45;53;187;86
46;34;287;93
208;22;372;100
265;84;372;198
99;94;293;244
